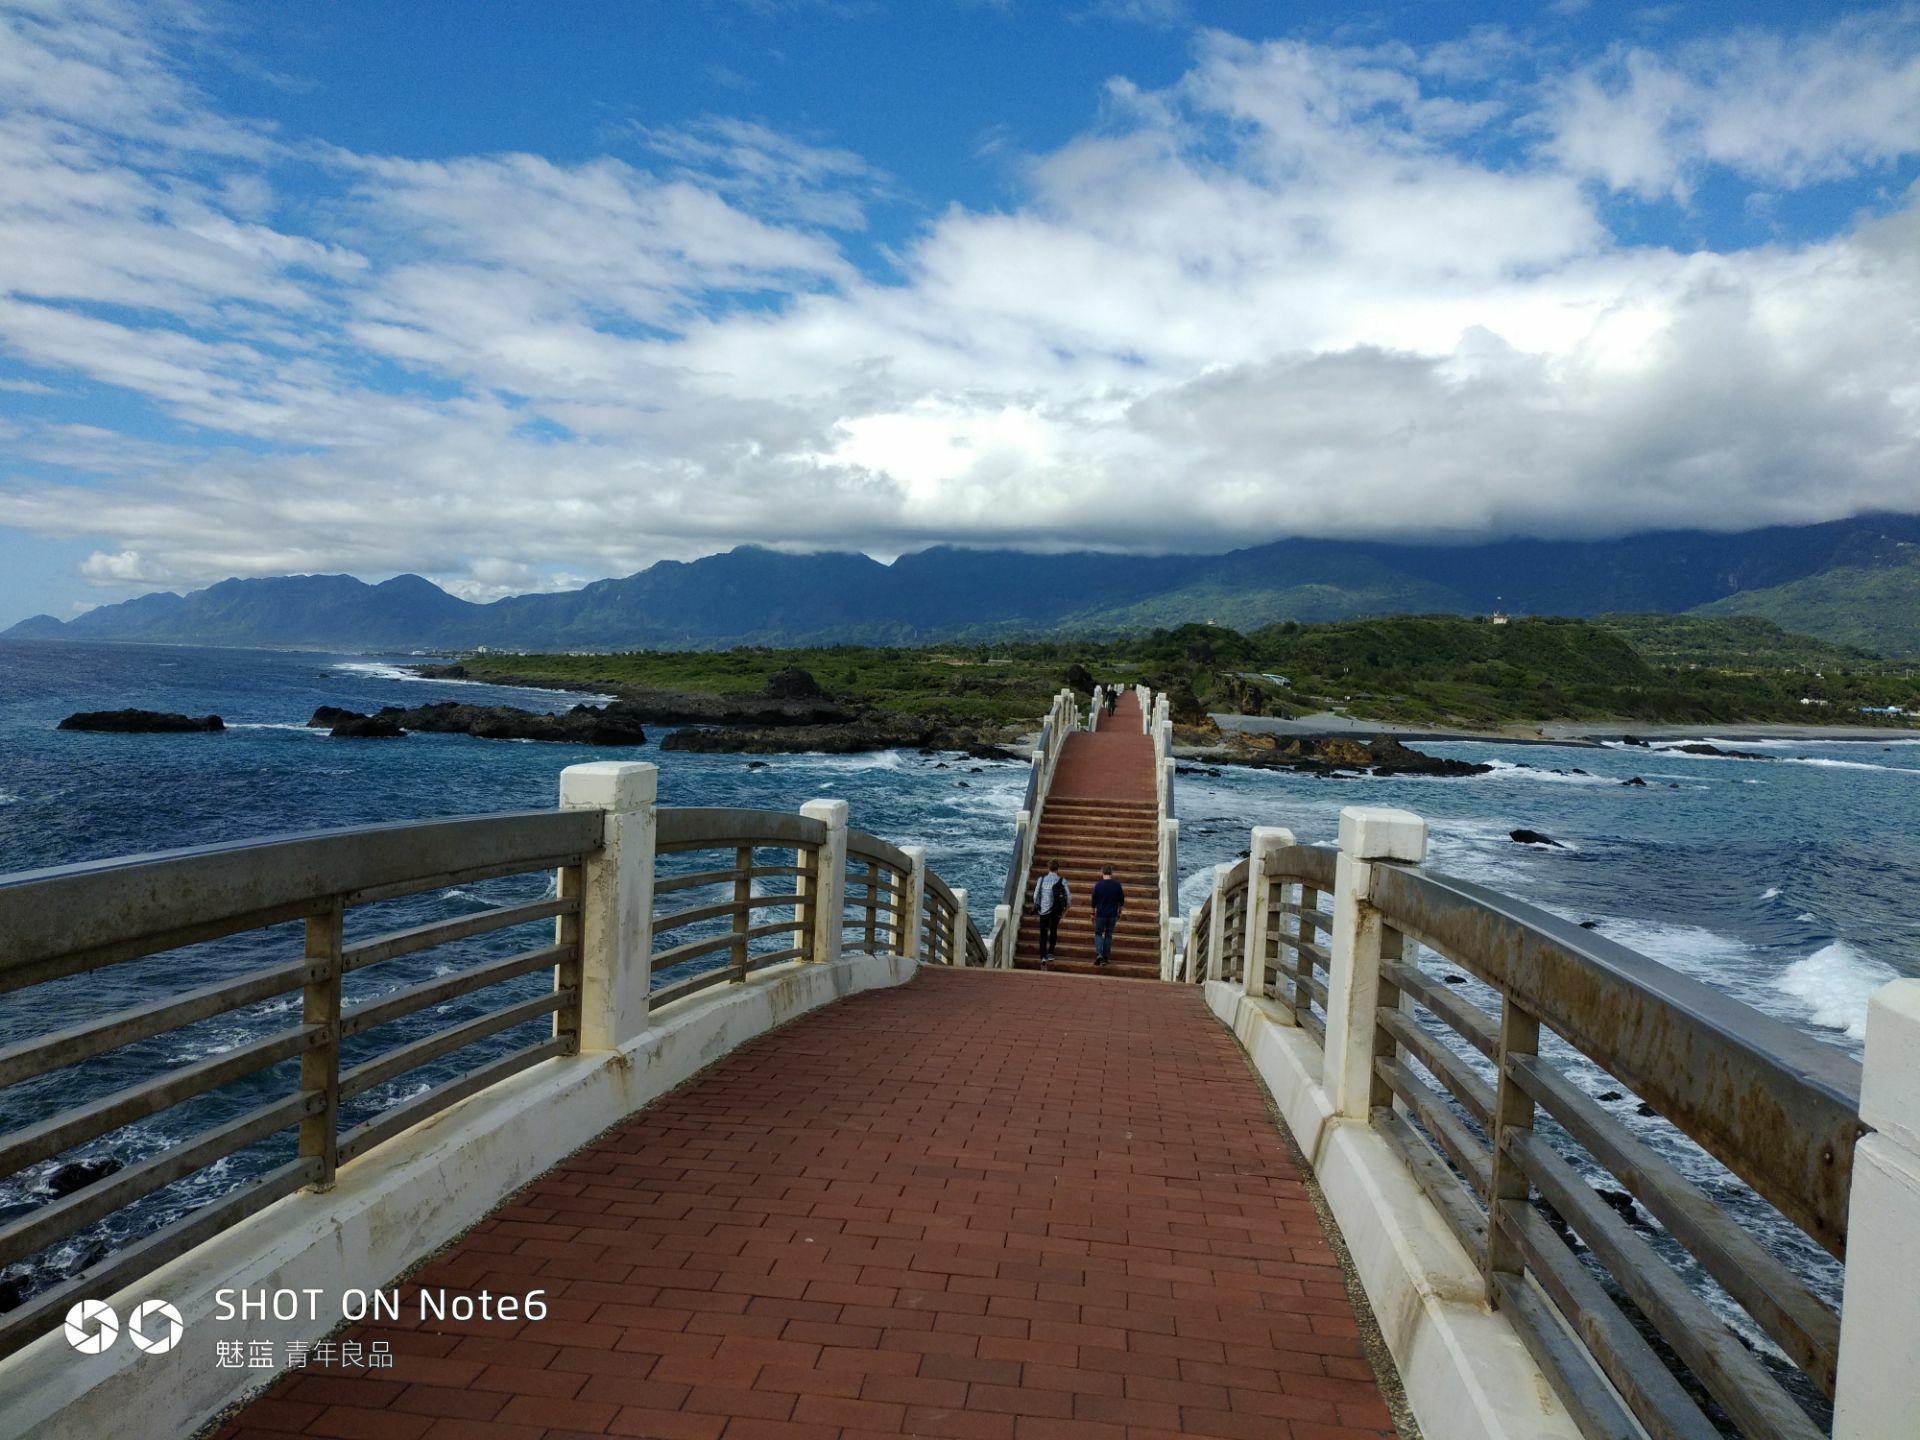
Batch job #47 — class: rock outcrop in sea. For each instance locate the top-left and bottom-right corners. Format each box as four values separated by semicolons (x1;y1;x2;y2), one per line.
58;709;224;733
309;701;647;745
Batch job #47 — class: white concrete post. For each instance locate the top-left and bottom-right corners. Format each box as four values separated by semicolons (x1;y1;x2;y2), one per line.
800;798;848;963
950;886;970;966
1159;817;1180;976
992;903;1013;967
559;762;657;1052
1089;686;1103;729
1138;685;1151;731
1324;806;1428;1119
1241;826;1295;1002
1835;980;1920;1438
1183;903;1203;981
899;844;927;961
1163;916;1185;983
1208;863;1230;982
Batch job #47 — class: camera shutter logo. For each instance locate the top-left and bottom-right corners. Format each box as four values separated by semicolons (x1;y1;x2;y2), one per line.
63;1300;118;1354
129;1299;184;1354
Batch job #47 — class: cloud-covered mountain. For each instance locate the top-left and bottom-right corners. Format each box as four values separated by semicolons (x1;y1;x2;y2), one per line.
14;515;1920;655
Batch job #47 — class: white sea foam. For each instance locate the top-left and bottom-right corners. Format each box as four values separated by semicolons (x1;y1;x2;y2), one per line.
331;660;614;704
1771;942;1900;1042
1760;886;1781;900
1795;911;1817;923
1476;759;1618;787
226;722;323;733
0;790;17;804
1781;756;1910;774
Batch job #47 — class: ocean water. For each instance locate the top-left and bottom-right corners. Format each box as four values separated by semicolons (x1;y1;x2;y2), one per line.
3;640;1918;1372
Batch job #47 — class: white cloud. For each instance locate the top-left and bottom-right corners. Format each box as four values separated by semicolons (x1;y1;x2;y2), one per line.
1542;11;1920;199
0;0;1916;607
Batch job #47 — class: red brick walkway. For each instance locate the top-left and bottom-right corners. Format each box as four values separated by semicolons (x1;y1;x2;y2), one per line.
216;970;1397;1440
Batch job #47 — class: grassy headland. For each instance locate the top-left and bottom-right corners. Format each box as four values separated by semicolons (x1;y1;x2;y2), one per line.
431;614;1920;734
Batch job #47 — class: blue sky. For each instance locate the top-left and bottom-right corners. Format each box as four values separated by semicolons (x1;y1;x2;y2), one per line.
1;0;1917;625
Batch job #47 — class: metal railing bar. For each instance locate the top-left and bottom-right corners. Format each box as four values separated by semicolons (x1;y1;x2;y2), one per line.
0;1155;322;1361
1489;1270;1649;1440
654;807;827;851
0;1026;322;1176
1369;863;1862;1257
1383;959;1499;1060
1300;1009;1327;1047
1277;902;1332;931
339;944;568;1038
1506;1051;1841;1395
0;959;313;1088
653;865;806;896
0;810;600;990
649;967;731;1008
1507;1127;1826;1440
1374;1056;1493;1198
339;990;571;1102
335;1036;569;1167
341;896;577;973
345;850;589;908
1493;1198;1726;1440
1377;1006;1496;1130
652;893;803;934
649;920;804;973
1373;1107;1488;1267
0;1091;319;1269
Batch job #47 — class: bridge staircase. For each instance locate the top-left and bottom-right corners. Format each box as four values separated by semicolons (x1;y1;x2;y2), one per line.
1011;691;1163;977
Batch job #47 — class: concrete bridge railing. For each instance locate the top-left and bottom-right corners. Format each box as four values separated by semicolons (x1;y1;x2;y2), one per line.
1183;805;1920;1440
988;686;1083;968
0;761;983;1406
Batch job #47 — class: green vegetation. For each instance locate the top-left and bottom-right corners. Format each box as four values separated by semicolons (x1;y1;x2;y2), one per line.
453;613;1920;732
1694;546;1920;659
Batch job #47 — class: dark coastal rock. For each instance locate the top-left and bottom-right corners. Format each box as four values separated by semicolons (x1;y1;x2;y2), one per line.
1443;974;1468;985
1579;920;1600;930
331;715;407;739
1620;776;1647;787
1511;829;1564;848
1221;733;1492;779
1597;1189;1647;1226
307;701;645;746
1065;663;1096;694
1672;742;1772;760
59;709;223;733
660;712;980;755
1176;765;1223;778
1619;735;1651;747
746;761;769;770
1636;1101;1657;1117
765;666;826;700
43;1158;122;1197
1596;1090;1623;1102
965;743;1020;762
411;665;852;727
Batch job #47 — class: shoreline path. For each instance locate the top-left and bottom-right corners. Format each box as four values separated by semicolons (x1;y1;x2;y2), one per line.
214;968;1398;1440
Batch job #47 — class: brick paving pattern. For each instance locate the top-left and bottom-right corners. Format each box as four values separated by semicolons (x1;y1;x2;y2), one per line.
216;968;1397;1440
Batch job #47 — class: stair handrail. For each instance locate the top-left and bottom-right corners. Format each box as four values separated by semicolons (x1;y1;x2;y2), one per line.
993;687;1083;966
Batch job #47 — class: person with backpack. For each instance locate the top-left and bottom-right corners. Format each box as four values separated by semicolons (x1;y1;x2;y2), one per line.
1031;859;1070;967
1090;865;1124;966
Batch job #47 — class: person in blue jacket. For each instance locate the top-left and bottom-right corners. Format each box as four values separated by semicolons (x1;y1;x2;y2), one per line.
1090;865;1125;966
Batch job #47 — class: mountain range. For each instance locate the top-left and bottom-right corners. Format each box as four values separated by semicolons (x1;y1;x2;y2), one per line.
10;513;1920;656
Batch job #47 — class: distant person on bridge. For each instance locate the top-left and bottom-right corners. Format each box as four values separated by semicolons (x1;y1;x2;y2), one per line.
1031;859;1070;967
1090;865;1124;966
1104;687;1118;718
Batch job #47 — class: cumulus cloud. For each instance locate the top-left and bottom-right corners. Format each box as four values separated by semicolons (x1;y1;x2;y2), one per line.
0;0;1917;606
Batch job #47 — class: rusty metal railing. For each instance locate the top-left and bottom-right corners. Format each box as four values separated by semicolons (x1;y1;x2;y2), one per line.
1188;808;1866;1440
0;810;598;1360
